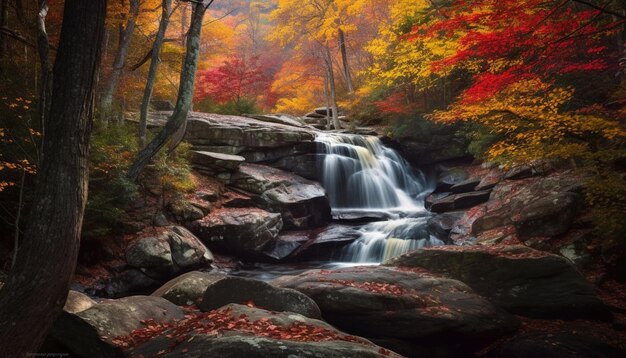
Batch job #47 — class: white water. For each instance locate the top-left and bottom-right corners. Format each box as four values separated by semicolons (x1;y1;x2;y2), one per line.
316;133;443;263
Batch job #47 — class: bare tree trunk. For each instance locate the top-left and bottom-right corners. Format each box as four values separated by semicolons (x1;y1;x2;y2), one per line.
324;43;340;130
0;0;106;356
139;0;172;148
0;0;8;73
128;1;210;182
36;0;51;160
338;28;353;93
323;70;331;129
99;0;139;119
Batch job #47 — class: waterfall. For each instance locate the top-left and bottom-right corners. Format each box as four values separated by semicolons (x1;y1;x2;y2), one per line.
316;133;443;263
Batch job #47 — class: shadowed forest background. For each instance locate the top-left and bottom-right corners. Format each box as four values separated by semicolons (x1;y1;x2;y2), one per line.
0;0;625;357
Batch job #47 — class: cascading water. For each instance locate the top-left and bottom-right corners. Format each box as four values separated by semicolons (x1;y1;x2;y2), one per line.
316;133;443;263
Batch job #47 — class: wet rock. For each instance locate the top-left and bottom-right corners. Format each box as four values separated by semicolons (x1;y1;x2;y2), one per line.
49;296;184;358
165;226;213;270
126;236;175;277
200;276;321;319
189;208;283;258
427;212;465;243
450;177;481;193
231;164;331;229
64;290;96;314
425;192;452;211
386;245;610;320
435;167;470;192
260;183;330;229
273;153;323;181
430;190;491;213
152;271;226;306
132;304;400;358
274;265;519;356
283;225;362;259
514;192;581;240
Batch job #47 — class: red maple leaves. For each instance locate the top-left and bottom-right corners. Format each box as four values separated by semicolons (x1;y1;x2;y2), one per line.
194;56;273;107
416;0;616;104
112;306;384;355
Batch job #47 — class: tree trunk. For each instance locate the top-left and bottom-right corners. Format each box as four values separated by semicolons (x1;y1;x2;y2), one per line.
139;0;172;148
128;1;209;182
99;0;139;119
323;70;331;129
324;44;340;130
0;0;106;356
338;28;353;93
36;0;51;160
0;0;8;72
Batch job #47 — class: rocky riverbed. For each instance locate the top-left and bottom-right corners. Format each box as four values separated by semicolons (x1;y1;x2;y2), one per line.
35;111;626;357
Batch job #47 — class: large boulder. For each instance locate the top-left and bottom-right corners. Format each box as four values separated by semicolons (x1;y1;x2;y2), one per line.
165;226;213;270
199;276;321;319
231;164;331;229
386;245;610;320
467;173;584;243
265;225;361;260
125;227;213;280
181;112;317;170
273;266;519;357
189;207;283;258
152;271;226;306
49;296;184;358
131;304;402;358
126;236;175;277
427;211;465;243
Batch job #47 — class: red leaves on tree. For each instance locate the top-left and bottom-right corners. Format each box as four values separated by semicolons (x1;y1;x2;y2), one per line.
373;92;417;115
413;0;615;105
194;56;273;106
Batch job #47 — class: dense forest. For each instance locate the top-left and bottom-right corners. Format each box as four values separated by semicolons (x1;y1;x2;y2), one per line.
0;0;625;357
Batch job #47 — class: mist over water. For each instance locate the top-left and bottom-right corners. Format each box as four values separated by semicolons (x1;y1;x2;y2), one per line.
316;133;443;263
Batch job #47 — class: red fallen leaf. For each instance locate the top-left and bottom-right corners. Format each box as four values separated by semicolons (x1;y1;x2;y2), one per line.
181;348;189;353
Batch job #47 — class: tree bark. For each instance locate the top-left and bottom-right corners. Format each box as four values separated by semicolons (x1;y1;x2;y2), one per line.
36;0;51;160
99;0;139;118
338;28;353;93
323;43;340;130
139;0;172;148
0;0;106;356
128;1;209;181
323;69;331;129
0;0;8;71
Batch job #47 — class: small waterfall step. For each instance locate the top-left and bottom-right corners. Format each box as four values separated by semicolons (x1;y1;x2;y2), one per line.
315;133;443;263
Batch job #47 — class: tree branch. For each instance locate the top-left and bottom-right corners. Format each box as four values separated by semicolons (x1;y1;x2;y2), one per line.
570;0;626;19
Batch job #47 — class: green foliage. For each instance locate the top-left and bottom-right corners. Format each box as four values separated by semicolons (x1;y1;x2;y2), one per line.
195;98;262;115
465;124;502;161
584;160;626;241
152;141;196;196
83;123;140;237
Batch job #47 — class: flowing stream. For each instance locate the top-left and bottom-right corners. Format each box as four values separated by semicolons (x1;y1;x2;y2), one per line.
316;133;443;263
233;133;442;281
